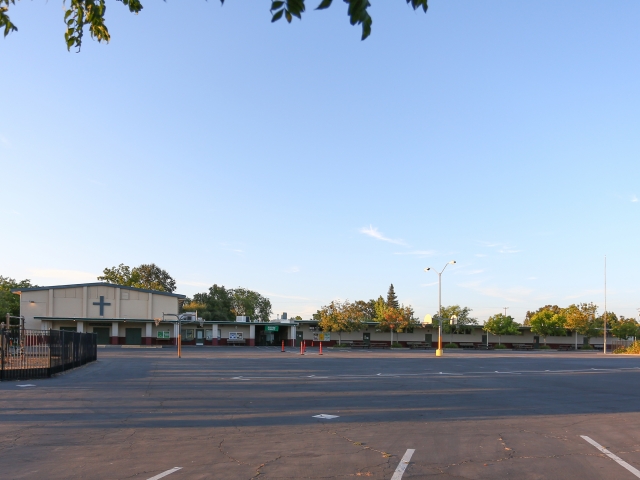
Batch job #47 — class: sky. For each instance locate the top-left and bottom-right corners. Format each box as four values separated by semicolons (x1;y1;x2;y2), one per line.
2;1;639;323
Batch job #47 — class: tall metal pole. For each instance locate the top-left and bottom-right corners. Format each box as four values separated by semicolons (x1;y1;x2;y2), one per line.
425;261;455;358
604;255;607;355
438;272;442;356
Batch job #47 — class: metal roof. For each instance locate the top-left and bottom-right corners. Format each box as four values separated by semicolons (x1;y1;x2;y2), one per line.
13;282;186;298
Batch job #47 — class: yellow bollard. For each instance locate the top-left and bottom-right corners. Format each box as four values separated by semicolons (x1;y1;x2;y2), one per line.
435;349;443;357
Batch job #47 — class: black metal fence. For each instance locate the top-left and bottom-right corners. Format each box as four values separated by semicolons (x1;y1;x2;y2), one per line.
0;328;97;381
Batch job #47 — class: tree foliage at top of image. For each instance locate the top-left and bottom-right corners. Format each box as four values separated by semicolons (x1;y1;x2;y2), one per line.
98;263;177;293
1;0;429;51
0;276;36;318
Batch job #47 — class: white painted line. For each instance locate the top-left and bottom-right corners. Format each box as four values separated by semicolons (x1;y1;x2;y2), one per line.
16;384;36;387
146;467;182;480
581;436;640;478
313;414;339;419
391;449;415;480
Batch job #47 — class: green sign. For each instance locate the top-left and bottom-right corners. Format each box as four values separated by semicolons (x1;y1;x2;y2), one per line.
157;331;170;339
265;325;279;332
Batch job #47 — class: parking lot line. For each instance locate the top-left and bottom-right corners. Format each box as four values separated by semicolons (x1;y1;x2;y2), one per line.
581;436;640;478
146;467;182;480
390;449;415;480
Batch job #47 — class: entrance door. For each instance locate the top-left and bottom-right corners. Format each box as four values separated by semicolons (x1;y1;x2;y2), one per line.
425;333;433;346
296;331;304;347
125;328;142;345
94;327;110;345
534;336;540;349
196;329;204;346
481;334;487;345
363;332;371;345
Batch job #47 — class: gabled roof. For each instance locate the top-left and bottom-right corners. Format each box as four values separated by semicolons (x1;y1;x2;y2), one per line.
12;282;186;299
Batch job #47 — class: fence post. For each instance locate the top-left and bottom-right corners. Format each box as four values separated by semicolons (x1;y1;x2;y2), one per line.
1;327;4;381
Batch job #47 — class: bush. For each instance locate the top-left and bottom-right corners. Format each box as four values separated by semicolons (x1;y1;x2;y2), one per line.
391;342;403;348
494;344;507;349
538;345;551;350
614;341;640;354
444;343;459;348
581;344;594;350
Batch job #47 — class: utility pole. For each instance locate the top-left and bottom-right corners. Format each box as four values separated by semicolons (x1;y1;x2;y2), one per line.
503;307;509;316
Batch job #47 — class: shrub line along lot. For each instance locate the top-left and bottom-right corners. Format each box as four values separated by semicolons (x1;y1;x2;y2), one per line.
1;348;639;479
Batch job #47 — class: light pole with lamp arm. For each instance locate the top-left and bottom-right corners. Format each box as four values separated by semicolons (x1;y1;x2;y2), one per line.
425;260;456;357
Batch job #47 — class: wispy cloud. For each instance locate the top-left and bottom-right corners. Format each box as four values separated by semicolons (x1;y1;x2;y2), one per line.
263;291;312;301
475;253;488;257
29;269;98;283
0;134;10;148
459;280;534;303
420;281;439;287
178;280;211;288
564;289;602;300
466;269;484;275
360;225;407;246
631;194;638;203
393;250;435;257
285;266;300;274
479;241;520;254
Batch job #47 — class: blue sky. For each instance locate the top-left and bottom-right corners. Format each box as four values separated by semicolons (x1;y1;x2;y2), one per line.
2;1;639;323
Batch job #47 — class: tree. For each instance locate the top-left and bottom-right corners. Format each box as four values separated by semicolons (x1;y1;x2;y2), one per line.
202;284;235;322
434;305;478;334
0;276;36;318
529;309;567;345
483;313;521;346
352;299;376;321
98;263;176;292
611;317;639;340
524;305;562;326
372;296;386;321
317;300;365;345
229;287;272;322
1;0;429;51
378;304;418;343
564;303;598;339
386;284;399;310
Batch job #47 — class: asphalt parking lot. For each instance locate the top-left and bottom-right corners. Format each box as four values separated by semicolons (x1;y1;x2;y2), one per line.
1;347;639;479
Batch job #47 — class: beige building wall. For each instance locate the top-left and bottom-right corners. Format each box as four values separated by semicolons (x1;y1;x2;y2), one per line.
16;284;182;333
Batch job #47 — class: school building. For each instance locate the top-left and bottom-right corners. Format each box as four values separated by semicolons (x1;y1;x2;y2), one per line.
11;283;616;349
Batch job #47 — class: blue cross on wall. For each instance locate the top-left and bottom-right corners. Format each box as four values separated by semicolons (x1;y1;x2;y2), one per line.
93;296;111;316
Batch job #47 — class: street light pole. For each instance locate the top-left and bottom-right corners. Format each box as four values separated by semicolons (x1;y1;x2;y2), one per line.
425;261;456;357
604;255;607;355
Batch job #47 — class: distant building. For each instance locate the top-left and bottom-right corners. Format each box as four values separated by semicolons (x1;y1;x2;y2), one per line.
11;283;185;345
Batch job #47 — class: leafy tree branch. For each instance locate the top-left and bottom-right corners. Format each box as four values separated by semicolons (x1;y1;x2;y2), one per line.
2;0;428;51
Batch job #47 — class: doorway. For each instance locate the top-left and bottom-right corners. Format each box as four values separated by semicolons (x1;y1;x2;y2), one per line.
125;328;142;345
94;327;110;345
425;333;433;345
296;331;304;347
363;332;371;345
196;329;204;346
